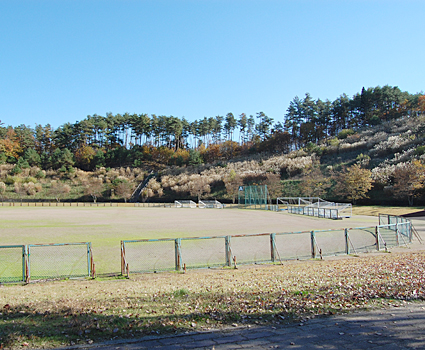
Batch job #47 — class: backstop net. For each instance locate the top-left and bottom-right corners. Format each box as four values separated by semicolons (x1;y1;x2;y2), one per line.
238;185;270;210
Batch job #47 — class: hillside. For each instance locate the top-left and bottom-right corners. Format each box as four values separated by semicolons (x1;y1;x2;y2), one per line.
0;114;424;206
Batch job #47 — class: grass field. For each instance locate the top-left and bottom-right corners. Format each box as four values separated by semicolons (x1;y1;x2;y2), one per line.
1;205;425;349
0;206;383;275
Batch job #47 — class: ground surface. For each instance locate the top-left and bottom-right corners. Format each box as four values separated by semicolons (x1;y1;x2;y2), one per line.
1;206;425;350
0;206;379;274
53;216;425;350
57;300;425;349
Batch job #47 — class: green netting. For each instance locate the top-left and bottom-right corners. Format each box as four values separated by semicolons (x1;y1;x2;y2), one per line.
238;185;269;209
0;245;25;283
28;243;91;280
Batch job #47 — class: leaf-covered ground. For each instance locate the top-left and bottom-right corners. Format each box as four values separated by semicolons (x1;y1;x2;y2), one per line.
1;252;425;349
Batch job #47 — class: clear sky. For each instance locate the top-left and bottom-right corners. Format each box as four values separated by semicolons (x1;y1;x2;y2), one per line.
1;0;424;129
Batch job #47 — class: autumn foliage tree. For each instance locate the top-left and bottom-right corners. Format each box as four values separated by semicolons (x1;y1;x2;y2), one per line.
0;128;22;159
418;95;425;113
392;160;425;206
333;164;373;203
300;167;331;198
75;144;96;170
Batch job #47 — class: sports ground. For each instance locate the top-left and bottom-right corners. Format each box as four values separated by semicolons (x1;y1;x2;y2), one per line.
1;205;425;349
0;206;380;276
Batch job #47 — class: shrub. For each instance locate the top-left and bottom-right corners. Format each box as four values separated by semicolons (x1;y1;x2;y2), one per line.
5;175;19;185
35;170;46;179
414;145;425;156
24;176;37;184
10;165;22;175
0;181;6;198
327;138;340;147
337;129;355;139
23;182;37;196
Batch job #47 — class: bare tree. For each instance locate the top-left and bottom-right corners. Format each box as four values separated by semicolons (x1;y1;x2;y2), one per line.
0;181;6;201
263;173;282;200
223;170;243;203
49;180;71;203
14;182;26;201
140;178;163;202
83;178;104;203
115;181;135;203
188;175;211;202
23;182;37;196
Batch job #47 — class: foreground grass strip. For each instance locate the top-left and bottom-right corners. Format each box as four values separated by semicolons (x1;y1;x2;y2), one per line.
1;252;425;349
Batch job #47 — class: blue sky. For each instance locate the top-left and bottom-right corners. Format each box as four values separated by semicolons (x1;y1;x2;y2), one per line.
1;0;424;129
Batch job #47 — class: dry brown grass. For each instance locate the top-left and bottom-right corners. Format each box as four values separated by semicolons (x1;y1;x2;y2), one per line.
351;205;424;217
1;251;425;349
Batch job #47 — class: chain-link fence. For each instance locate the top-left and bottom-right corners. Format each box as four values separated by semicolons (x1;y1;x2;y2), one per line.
0;245;26;283
121;239;176;274
230;233;271;264
181;237;227;269
28;243;93;280
274;231;311;260
121;216;413;275
379;214;412;244
0;242;94;283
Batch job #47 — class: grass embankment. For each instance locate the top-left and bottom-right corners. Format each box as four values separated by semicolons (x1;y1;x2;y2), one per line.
351;206;424;217
1;251;425;349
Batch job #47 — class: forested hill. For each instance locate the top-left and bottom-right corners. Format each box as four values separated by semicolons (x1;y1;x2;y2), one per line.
0;85;424;206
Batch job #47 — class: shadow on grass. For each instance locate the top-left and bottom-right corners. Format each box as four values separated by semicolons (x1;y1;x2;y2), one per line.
2;289;419;349
0;295;310;349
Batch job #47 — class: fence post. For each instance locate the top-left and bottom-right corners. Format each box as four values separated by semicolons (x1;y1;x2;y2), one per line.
344;228;350;254
22;245;27;283
120;241;125;275
310;231;316;259
270;233;276;262
87;243;91;277
375;226;380;251
225;236;232;267
175;239;182;271
25;245;30;283
396;223;399;246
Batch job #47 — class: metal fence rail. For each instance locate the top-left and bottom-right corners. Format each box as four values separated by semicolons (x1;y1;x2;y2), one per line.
121;217;413;275
0;242;94;283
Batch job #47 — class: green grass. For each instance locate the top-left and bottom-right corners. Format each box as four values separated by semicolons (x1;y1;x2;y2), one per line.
0;205;417;277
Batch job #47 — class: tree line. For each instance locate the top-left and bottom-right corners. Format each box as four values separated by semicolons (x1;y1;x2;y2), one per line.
0;85;424;171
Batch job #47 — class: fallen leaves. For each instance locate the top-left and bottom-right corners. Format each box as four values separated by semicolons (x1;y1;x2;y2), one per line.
1;252;425;349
